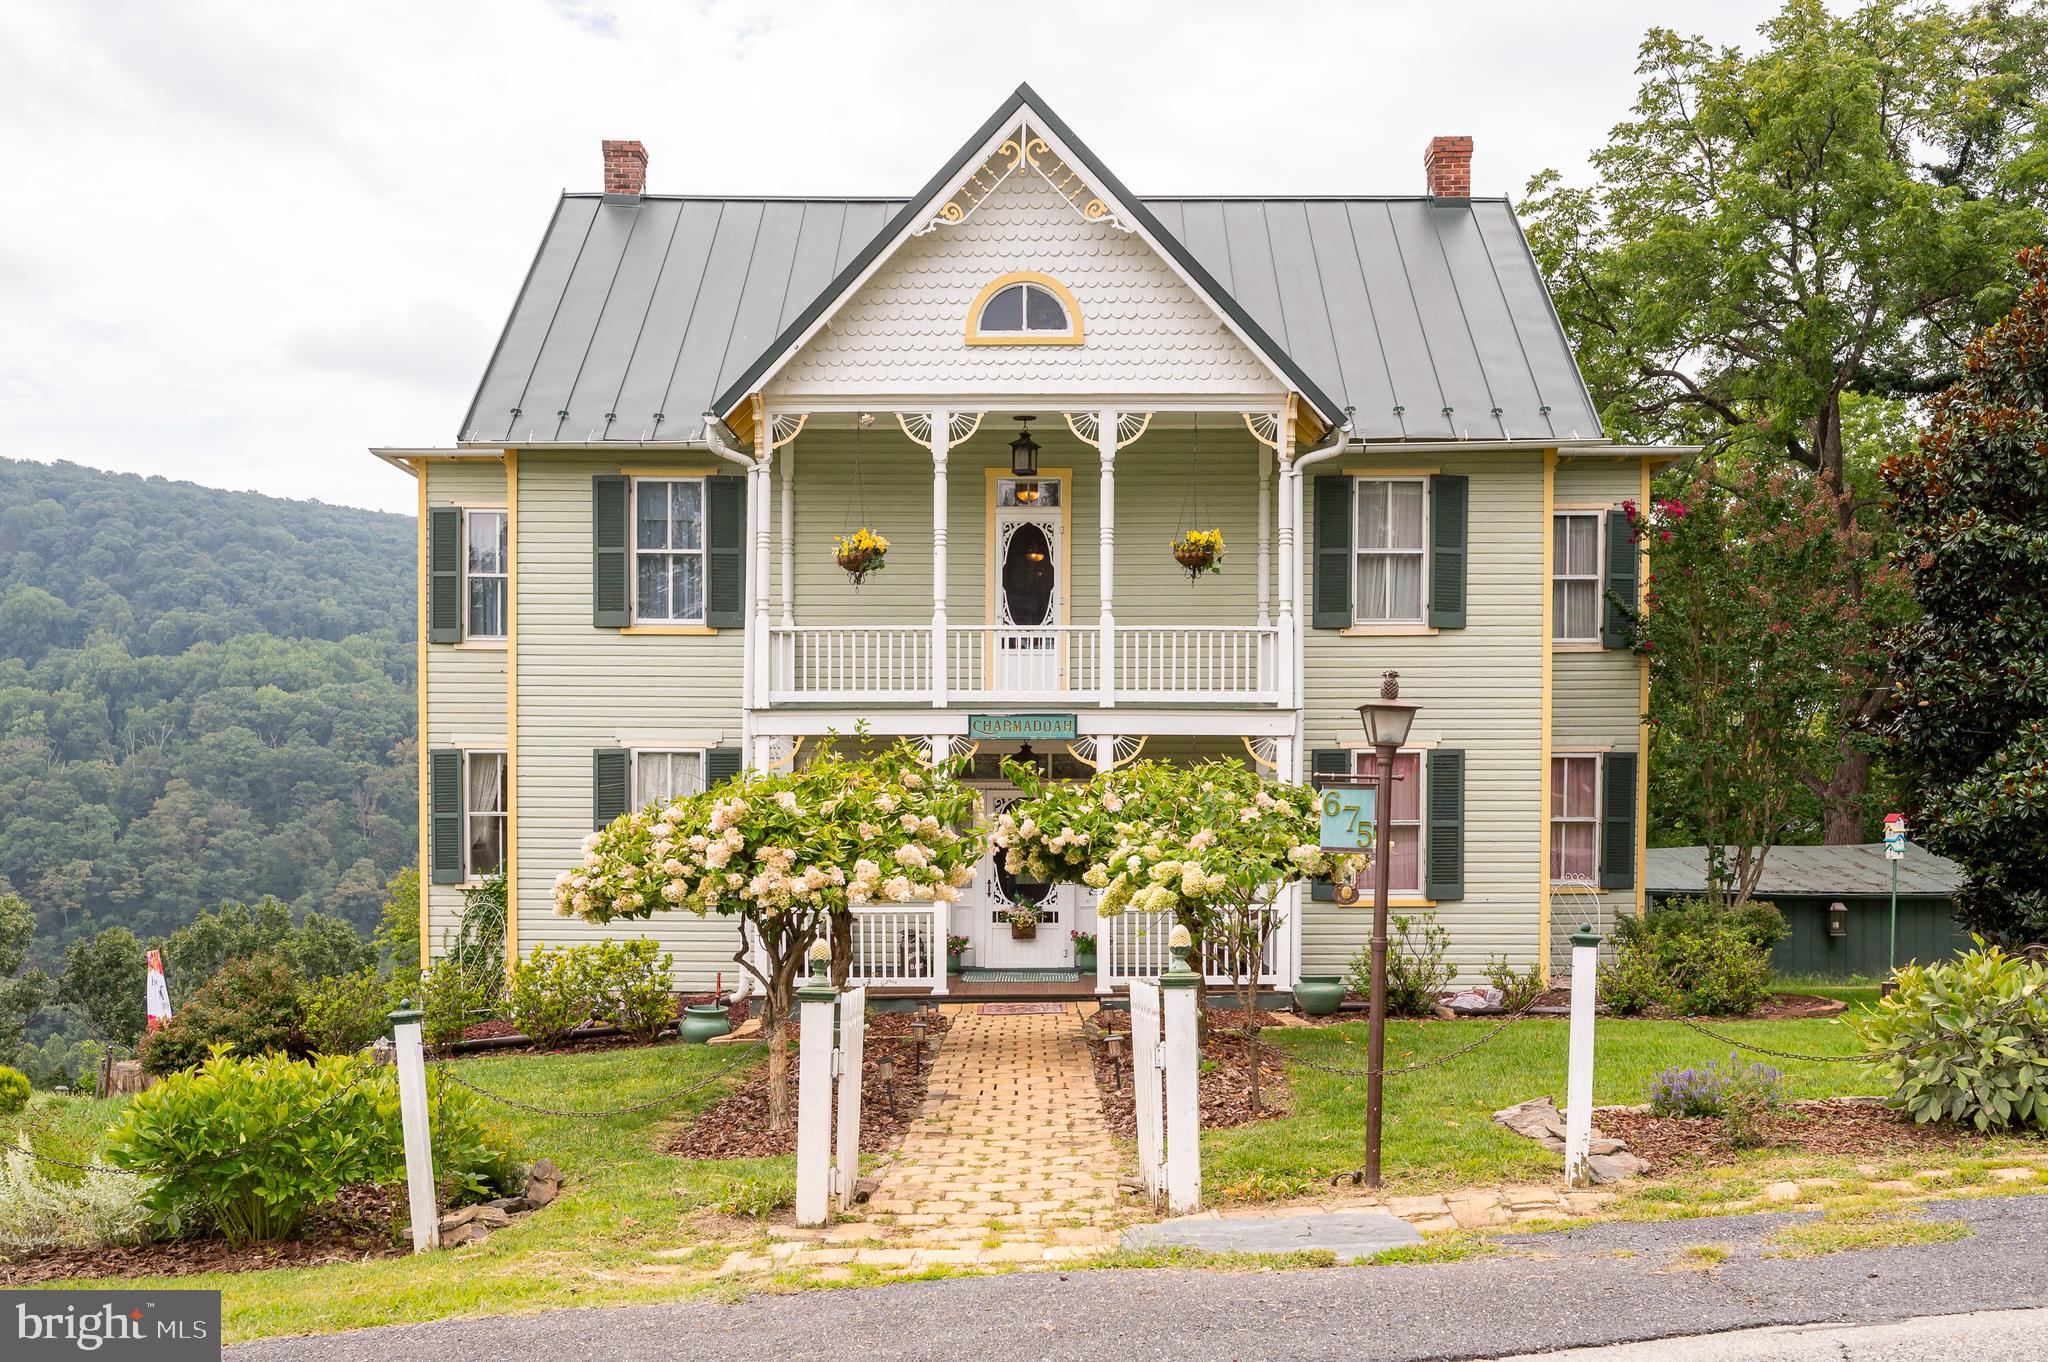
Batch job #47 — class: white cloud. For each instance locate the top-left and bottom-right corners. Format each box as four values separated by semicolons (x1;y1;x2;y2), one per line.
0;0;1788;514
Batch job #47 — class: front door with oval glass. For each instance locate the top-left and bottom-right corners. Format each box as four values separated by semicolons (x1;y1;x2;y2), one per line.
993;478;1063;695
976;790;1070;969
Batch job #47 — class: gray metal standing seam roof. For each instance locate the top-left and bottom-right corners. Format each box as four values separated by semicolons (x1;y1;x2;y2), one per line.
458;93;1602;447
1645;844;1964;899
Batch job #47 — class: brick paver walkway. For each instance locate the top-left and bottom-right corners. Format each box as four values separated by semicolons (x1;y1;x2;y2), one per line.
724;1002;1129;1277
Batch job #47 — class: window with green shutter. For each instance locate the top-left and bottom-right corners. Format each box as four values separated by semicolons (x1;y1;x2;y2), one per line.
1600;752;1638;890
1311;475;1352;629
591;476;629;627
429;748;463;884
1427;473;1468;629
1424;748;1465;901
704;746;743;786
592;748;628;828
704;475;747;629
427;507;463;643
1602;506;1639;649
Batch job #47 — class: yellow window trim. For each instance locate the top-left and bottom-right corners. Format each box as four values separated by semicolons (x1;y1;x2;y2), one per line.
620;466;719;478
965;271;1085;346
1550;641;1606;654
1340;466;1441;478
453;638;508;651
621;624;720;636
1342;623;1438;637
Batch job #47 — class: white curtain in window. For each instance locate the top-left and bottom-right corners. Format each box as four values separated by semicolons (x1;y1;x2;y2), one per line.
634;751;704;808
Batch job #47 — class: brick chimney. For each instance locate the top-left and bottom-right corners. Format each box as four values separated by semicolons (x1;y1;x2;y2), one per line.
602;139;648;197
1423;135;1473;199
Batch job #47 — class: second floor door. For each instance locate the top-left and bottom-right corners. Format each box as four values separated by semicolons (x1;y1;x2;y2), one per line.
993;477;1063;695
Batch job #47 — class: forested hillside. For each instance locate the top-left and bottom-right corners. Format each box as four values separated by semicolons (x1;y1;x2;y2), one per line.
0;458;417;967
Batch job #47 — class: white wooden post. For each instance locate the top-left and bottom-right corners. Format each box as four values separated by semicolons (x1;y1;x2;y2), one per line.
780;441;796;628
1257;442;1272;628
1097;409;1117;707
931;410;949;708
794;975;838;1226
1128;978;1163;1201
1274;455;1297;710
1160;927;1202;1214
752;436;773;713
834;984;867;1212
387;1004;439;1252
1563;922;1601;1189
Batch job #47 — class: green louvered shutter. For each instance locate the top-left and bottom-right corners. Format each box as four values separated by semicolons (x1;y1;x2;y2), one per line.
1601;507;1638;649
593;748;628;828
1312;475;1352;629
592;476;629;627
1308;748;1354;901
429;748;464;884
704;746;743;787
1428;473;1468;629
427;507;463;643
1425;748;1465;902
1600;752;1638;890
704;475;747;629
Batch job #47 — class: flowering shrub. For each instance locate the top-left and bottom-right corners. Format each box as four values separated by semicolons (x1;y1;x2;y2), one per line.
1647;1054;1785;1118
996;757;1362;1111
559;739;983;1128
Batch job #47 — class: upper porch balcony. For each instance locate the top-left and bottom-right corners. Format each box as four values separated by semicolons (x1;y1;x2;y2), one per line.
733;408;1303;710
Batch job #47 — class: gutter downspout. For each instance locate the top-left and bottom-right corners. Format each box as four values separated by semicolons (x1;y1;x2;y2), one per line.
1286;417;1351;780
703;414;763;762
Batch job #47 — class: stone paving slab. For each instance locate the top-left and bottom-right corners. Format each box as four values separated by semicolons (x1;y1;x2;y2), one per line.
1121;1211;1422;1262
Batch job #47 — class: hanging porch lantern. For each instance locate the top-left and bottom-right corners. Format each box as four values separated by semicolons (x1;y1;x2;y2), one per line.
1009;415;1041;477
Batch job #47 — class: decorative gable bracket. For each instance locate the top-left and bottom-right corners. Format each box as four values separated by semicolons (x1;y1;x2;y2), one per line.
914;122;1138;237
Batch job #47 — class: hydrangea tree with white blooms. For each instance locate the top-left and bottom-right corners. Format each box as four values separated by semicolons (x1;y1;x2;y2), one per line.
557;739;982;1130
995;758;1365;1111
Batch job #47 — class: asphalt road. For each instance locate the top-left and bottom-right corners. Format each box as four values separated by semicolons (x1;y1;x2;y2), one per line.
232;1194;2048;1362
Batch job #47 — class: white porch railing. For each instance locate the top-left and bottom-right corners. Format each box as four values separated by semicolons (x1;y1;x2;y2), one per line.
1096;908;1283;989
765;624;1279;705
786;904;948;994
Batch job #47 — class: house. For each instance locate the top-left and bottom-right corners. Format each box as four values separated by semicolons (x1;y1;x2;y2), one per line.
1647;843;1970;979
378;86;1670;999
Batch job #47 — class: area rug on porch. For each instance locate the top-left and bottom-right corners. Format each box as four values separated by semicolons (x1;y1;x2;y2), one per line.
959;969;1082;984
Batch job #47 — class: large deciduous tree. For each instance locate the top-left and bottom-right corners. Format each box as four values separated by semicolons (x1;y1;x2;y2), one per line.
1523;0;2048;841
1880;247;2048;944
994;759;1361;1112
559;740;983;1130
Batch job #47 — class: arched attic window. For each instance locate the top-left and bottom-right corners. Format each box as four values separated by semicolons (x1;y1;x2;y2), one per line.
966;272;1083;346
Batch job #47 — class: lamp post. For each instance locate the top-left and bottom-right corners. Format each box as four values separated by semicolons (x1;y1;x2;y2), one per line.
1356;670;1420;1188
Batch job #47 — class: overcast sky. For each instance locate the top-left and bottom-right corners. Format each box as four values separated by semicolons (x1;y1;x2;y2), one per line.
0;0;1790;516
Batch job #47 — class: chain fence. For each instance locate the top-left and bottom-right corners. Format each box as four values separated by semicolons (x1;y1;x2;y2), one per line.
429;1048;754;1120
1234;995;1554;1081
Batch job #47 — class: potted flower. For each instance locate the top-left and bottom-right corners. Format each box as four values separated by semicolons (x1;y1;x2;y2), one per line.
1070;929;1098;974
1005;905;1040;940
946;933;970;976
1171;527;1225;578
833;527;890;587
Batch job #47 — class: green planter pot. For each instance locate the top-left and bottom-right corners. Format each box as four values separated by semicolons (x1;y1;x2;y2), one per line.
946;952;965;976
1294;975;1347;1017
678;1002;734;1044
1074;949;1097;975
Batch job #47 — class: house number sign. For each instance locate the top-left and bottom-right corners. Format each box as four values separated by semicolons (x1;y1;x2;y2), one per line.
1316;784;1377;855
968;713;1078;741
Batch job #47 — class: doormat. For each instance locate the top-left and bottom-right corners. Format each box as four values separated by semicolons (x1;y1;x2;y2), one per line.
960;969;1081;984
979;1002;1069;1015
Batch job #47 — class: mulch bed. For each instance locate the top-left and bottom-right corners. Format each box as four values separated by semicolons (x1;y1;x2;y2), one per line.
1087;1006;1291;1137
0;1186;405;1284
444;993;753;1057
1596;1098;2029;1174
665;1009;953;1160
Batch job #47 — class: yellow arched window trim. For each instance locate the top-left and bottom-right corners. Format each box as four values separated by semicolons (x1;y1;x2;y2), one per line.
965;271;1085;346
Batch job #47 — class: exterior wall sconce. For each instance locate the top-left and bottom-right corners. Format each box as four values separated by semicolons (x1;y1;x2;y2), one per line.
1828;901;1849;938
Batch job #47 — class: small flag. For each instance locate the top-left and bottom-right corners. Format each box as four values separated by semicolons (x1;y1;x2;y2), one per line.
145;948;173;1031
1882;813;1907;862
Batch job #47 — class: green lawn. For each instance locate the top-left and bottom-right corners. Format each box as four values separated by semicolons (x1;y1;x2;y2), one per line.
1775;974;1887;1009
1206;1012;1873;1200
7;1043;777;1340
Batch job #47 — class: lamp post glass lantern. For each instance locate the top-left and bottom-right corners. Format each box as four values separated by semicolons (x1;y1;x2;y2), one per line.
1355;670;1419;1189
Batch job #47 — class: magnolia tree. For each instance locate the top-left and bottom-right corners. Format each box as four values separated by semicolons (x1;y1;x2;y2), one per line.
556;740;983;1129
995;757;1363;1111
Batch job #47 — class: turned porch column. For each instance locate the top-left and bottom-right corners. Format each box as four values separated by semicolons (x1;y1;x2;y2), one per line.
931;410;949;708
1258;443;1273;628
1274;413;1298;711
780;442;795;628
1097;408;1117;708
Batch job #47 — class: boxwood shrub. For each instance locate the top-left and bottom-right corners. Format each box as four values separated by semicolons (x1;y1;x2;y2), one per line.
1857;942;2048;1132
1603;897;1787;1016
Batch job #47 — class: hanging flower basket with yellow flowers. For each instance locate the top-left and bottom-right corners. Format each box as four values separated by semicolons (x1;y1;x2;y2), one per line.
833;527;890;587
1171;528;1225;579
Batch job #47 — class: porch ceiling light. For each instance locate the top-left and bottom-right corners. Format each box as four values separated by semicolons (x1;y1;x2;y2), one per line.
1009;415;1040;477
1356;670;1420;750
